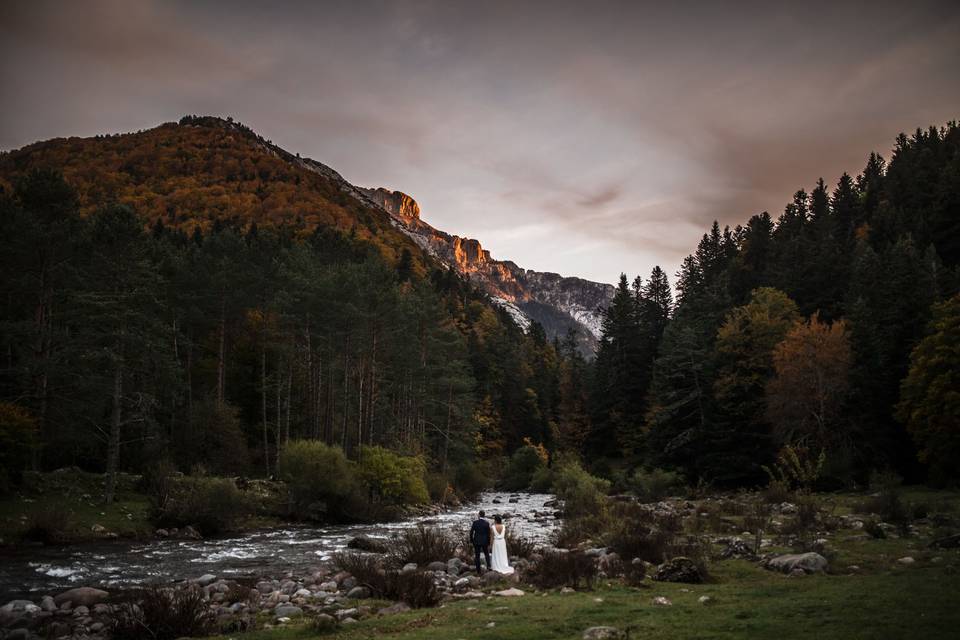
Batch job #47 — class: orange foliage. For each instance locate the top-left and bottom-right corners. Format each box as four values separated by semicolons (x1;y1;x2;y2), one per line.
0;118;422;272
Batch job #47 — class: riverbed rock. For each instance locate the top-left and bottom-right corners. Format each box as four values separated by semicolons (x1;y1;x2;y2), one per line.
427;561;447;572
347;535;389;553
6;628;29;640
53;588;109;607
346;586;371;599
275;604;303;618
193;574;218;587
401;563;418;574
654;557;702;584
652;596;673;606
583;627;624;640
765;552;828;574
318;580;338;592
494;587;524;597
39;596;56;613
335;607;359;620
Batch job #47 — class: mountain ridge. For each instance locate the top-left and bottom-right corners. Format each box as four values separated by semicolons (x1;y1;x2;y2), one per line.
0;115;613;351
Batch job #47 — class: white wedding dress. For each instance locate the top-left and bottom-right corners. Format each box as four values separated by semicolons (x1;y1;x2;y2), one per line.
490;524;515;575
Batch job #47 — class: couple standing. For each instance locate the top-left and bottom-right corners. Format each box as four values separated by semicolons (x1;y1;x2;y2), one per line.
469;510;514;575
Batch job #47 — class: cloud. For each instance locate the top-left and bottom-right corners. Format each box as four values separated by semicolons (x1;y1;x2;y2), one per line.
2;0;958;284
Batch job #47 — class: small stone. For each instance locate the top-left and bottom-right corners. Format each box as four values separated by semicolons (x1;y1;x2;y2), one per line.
898;556;915;565
698;595;713;605
561;587;575;594
583;626;624;640
274;604;303;618
378;602;411;615
346;586;371;599
91;524;107;533
765;552;828;574
494;588;525;597
487;621;497;627
652;596;672;606
401;563;418;574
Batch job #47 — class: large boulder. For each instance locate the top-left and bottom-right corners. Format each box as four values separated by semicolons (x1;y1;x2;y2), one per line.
274;604;303;618
53;587;109;607
653;557;702;584
765;552;828;574
347;536;389;553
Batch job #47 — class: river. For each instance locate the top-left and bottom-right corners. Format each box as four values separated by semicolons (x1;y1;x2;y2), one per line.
0;492;557;600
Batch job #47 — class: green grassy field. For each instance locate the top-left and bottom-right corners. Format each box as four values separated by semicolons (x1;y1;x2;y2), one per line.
208;560;959;640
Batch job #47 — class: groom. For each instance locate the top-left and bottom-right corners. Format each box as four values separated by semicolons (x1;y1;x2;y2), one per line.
470;510;492;575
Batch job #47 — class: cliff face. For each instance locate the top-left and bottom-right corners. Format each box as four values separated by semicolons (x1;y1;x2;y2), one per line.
359;186;614;354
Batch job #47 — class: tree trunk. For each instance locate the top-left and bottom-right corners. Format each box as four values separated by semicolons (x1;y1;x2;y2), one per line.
216;298;226;407
262;341;270;477
105;344;123;505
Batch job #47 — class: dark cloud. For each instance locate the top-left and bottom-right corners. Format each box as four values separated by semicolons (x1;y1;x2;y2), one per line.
2;0;958;284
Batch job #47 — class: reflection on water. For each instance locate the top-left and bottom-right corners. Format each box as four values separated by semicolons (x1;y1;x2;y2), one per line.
0;492;556;600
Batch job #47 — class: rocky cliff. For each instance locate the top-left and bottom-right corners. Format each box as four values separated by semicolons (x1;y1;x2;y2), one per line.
358;187;614;354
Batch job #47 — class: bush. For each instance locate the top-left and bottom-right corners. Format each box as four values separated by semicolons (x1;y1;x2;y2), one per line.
530;550;597;589
158;476;247;536
454;462;488;500
505;529;538;559
0;402;38;493
855;471;909;525
22;505;73;544
333;551;441;608
501;445;547;491
425;472;452;503
141;459;177;514
278;441;356;520
529;466;554;493
112;586;215;640
390;524;459;567
552;462;610;519
357;446;430;506
551;518;595;549
602;502;685;565
628;467;686;502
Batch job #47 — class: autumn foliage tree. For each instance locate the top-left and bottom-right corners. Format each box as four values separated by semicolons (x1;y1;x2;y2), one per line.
766;315;852;453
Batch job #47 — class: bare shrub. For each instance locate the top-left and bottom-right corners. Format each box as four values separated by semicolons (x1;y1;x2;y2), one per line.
22;506;73;544
112;586;215;640
529;550;597;589
505;529;539;559
333;551;439;608
390;524;458;567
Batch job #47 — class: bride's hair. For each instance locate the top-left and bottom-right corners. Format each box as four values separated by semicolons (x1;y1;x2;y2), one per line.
494;515;503;524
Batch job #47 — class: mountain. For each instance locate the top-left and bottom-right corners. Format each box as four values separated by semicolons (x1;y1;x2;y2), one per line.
359;186;614;353
0;116;613;353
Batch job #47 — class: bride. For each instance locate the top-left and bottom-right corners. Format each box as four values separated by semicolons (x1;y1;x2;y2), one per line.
490;515;515;575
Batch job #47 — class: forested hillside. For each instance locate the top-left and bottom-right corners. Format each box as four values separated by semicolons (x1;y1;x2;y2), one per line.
589;122;960;487
0;118;957;512
0;117;576;507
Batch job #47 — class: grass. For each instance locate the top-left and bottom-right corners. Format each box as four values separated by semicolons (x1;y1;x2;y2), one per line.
203;485;960;640
205;558;960;639
0;470;154;543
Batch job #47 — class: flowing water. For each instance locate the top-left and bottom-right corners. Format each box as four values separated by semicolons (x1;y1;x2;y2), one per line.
0;492;557;600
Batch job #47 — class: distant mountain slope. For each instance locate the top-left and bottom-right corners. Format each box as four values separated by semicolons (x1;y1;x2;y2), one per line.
359;187;614;352
0;116;612;352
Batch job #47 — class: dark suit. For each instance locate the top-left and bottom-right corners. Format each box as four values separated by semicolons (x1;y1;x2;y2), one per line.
470;518;492;574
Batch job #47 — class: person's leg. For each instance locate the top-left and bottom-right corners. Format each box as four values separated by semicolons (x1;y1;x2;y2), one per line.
474;545;482;574
483;547;492;571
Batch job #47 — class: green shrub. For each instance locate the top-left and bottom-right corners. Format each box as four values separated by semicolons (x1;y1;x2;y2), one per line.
529;466;554;493
158;476;247;535
629;467;686;502
552;461;610;519
501;445;546;490
357;446;430;506
453;462;488;500
278;440;356;520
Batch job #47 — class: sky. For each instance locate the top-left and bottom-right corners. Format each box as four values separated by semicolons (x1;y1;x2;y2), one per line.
2;1;958;285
